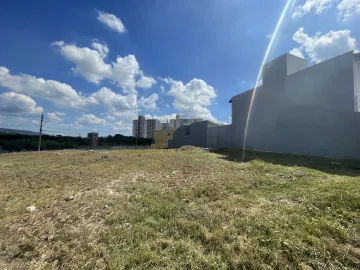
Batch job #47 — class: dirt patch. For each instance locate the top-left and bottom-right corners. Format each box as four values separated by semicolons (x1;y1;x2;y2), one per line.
176;145;204;152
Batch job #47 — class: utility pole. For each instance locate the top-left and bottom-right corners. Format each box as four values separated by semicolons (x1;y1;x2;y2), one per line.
135;131;138;150
38;113;44;151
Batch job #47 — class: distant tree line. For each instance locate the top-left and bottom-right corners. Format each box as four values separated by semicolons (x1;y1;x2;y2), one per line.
0;133;152;152
100;134;152;146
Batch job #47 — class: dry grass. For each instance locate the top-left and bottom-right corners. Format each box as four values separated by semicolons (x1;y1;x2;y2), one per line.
0;148;359;269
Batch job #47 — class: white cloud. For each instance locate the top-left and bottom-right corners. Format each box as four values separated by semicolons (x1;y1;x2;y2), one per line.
292;0;334;19
97;11;126;33
159;77;178;85
89;87;137;111
165;103;170;108
51;41;64;46
46;112;63;122
289;47;305;58
0;66;90;108
167;78;217;122
111;55;140;92
92;42;109;58
111;110;138;122
139;93;159;111
144;113;177;123
292;27;357;63
113;121;132;132
0;92;43;114
52;41;111;84
31;120;40;124
337;0;360;21
77;114;108;126
220;116;232;125
55;111;66;116
136;71;157;89
52;42;153;94
0;66;144;128
160;86;165;94
106;114;115;121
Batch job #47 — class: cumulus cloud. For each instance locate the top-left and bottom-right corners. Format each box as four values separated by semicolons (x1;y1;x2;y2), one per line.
97;11;126;33
0;66;96;108
46;112;63;122
52;41;155;93
289;47;305;58
144;113;178;123
292;27;357;63
167;78;217;122
55;111;66;116
110;110;138;122
139;93;159;111
106;114;115;121
0;65;145;129
76;114;108;126
292;0;334;19
159;77;178;85
111;55;140;92
0;92;43;114
52;41;112;84
337;0;360;21
136;71;157;89
92;42;109;58
89;87;137;111
113;121;132;132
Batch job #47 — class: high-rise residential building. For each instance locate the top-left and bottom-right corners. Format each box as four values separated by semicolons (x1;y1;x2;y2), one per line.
132;116;161;139
146;119;161;139
169;119;176;128
132;116;147;138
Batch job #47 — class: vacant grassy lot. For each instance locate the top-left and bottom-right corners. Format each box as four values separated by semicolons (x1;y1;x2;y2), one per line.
0;147;359;269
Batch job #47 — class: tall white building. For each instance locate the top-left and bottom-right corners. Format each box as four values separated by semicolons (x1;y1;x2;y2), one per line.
132;116;161;139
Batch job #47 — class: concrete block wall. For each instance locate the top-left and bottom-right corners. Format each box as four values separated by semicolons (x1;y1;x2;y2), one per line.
168;51;360;159
214;51;360;159
168;121;210;148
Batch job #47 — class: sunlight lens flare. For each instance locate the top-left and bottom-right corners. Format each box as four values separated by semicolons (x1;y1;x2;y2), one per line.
242;0;296;161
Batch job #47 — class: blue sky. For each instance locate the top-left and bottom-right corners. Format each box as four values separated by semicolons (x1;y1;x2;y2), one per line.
0;0;359;136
